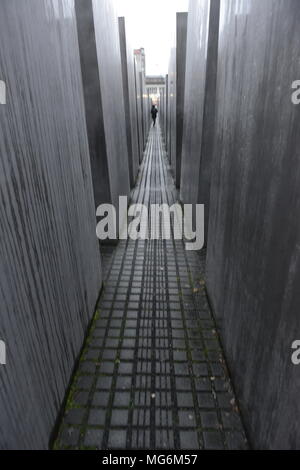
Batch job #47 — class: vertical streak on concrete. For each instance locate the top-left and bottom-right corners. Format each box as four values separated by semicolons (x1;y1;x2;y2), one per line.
176;12;188;189
0;0;101;449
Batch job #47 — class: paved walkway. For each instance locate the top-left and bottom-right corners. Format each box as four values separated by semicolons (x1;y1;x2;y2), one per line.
54;125;248;450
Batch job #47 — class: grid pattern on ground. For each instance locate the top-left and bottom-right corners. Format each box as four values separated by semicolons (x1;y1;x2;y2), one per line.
54;125;248;450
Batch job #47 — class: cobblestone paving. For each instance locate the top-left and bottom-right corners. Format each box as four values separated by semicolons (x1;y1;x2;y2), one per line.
54;126;248;450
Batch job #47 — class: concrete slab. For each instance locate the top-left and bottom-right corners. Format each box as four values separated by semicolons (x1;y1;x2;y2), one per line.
180;0;220;237
118;17;140;188
0;0;101;449
75;0;130;217
206;0;300;449
168;13;188;188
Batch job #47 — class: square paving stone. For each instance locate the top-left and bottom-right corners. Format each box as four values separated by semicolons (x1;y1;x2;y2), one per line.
102;349;117;360
118;362;133;374
197;393;215;409
78;361;97;374
92;391;110;407
120;349;134;361
122;338;136;348
179;431;199;450
113;392;131;407
89;337;104;348
178;410;197;428
65;408;85;425
201;411;220;429
73;390;89;406
96;376;113;390
111;409;129;427
59;427;80;447
177;392;194;408
88;409;106;426
105;338;119;348
99;361;115;374
193;363;209;377
84;429;104;448
173;350;188;361
116;375;132;390
76;375;94;390
175;377;193;391
108;430;127;449
194;378;212;392
203;431;224;449
174;362;190;376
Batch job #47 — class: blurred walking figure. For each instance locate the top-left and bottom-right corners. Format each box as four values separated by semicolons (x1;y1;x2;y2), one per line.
151;105;158;127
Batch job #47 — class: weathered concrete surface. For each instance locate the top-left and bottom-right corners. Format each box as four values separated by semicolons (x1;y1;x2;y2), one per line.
118;17;140;188
180;0;217;221
0;0;101;449
168;13;188;188
175;13;188;189
141;75;150;148
168;47;176;165
76;0;130;215
206;0;300;450
164;75;169;146
134;58;145;162
199;0;220;240
159;84;167;145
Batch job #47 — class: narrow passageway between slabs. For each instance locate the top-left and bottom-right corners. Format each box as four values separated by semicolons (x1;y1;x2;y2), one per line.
54;124;248;450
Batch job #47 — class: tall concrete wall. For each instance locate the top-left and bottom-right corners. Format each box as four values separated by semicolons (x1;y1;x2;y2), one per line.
175;13;188;189
118;17;140;188
206;0;300;449
75;0;130;217
0;0;101;449
134;57;144;163
168;13;188;188
141;76;150;148
159;85;167;146
181;0;220;241
168;47;176;165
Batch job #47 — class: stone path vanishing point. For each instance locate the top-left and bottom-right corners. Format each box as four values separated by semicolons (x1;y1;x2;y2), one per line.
54;125;248;450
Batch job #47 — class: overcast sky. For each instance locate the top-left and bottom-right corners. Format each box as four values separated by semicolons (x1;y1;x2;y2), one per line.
116;0;189;76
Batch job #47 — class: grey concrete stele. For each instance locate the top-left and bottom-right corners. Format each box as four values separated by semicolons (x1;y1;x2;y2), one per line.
206;0;300;450
134;54;145;163
75;0;130;226
180;0;220;244
168;12;188;189
0;0;101;450
118;17;140;188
